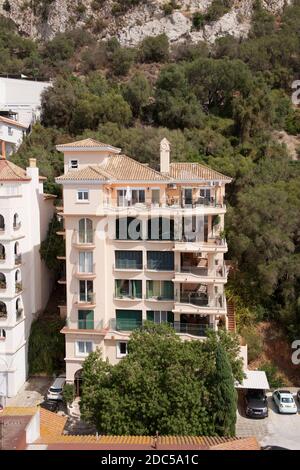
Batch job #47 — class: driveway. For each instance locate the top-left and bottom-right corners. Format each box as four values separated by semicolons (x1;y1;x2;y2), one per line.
236;391;300;450
5;376;52;407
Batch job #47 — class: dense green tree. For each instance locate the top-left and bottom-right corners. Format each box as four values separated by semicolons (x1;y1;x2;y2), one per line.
122;73;152;117
80;323;243;435
138;34;170;63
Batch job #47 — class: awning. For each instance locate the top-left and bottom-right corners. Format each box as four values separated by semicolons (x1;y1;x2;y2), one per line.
235;370;270;390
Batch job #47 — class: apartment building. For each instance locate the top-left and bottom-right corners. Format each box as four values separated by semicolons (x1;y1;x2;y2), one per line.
56;138;232;392
0;115;27;158
0;156;54;399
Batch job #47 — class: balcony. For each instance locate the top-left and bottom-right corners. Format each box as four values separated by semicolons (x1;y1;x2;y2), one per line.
15;254;22;265
74;292;96;309
74;263;96;280
0;281;6;290
72;230;95;250
15;282;22;293
174;294;226;314
63;318;104;333
174;265;228;283
113;262;143;271
174;237;227;253
108;318;212;338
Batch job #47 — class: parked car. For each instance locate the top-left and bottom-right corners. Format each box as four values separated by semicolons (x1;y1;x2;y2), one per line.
297;390;300;403
46;375;66;401
245;389;268;418
272;390;298;414
40;399;59;412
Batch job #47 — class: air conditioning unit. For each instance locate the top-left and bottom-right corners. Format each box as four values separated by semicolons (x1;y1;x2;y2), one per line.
167;183;177;189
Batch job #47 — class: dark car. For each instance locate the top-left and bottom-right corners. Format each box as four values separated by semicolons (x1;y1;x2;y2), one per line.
245;389;268;419
297;390;300;403
40;399;59;412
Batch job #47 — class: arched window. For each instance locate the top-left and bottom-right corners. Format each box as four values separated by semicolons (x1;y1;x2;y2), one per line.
0;215;4;231
0;273;6;289
0;301;7;319
0;244;5;261
15;270;22;292
14;242;21;265
13;213;21;230
0;329;6;340
78;218;93;243
16;298;23;320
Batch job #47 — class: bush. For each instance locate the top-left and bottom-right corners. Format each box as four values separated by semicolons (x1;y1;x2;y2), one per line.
205;0;233;23
28;316;65;375
240;327;263;362
193;12;205;30
63;383;75;405
138;34;169;63
2;0;11;12
260;362;284;389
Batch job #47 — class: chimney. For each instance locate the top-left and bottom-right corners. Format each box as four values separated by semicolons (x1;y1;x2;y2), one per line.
0;140;6;159
29;158;36;168
160;138;170;174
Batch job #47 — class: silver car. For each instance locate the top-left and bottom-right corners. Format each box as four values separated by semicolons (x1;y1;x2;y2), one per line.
272;390;298;414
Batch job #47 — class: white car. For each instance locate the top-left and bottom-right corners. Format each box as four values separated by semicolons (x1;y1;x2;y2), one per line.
46;375;66;401
272;390;298;414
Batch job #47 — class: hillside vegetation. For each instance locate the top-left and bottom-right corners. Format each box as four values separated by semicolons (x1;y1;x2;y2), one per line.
4;1;300;347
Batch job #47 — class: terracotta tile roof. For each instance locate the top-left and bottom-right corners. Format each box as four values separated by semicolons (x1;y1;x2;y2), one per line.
0;115;27;129
56;138;121;152
211;437;260;450
169;162;231;182
57;155;169;182
0;159;31;181
39;408;67;439
101;154;169;181
56;165;110;182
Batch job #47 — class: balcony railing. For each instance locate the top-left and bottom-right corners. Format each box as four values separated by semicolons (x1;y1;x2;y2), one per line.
0;281;6;290
66;319;103;330
176;265;227;277
114;293;142;301
0;254;6;262
145;294;174;301
78;292;96;304
173;322;213;337
114;262;143;270
15;254;22;265
179;294;224;308
109;319;212;337
0;309;7;319
145;263;174;272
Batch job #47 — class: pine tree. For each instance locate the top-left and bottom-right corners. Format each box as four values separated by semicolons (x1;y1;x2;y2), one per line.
213;343;237;436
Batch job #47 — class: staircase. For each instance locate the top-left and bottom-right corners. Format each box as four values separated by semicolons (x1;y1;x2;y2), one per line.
227;301;236;332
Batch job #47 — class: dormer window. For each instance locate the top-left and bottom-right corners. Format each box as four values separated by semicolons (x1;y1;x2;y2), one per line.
70;160;78;169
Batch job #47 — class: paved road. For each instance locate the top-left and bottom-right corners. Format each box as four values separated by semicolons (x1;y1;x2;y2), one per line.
236;392;300;450
6;376;52;407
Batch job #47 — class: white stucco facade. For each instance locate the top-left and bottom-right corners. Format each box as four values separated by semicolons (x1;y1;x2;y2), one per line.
0;159;55;398
0;77;51;128
0;117;27;157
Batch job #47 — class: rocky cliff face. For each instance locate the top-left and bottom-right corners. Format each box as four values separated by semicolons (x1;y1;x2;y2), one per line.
0;0;292;44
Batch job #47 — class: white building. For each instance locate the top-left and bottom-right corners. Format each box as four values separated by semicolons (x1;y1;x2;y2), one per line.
0;116;27;157
0;77;51;128
0;156;55;398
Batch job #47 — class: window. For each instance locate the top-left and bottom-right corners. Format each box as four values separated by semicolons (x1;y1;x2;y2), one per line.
0;301;7;319
78;218;93;243
117;189;145;207
70;160;78;169
78;310;94;329
79;252;93;273
76;341;93;356
0;329;6;340
79;280;93;302
0;273;6;289
117;341;128;358
148;217;174;240
115;310;142;331
116;217;143;240
115;251;143;270
0;244;5;261
8;127;13;136
147;251;174;271
147;311;174;324
151;189;160;206
16;298;23;320
13;213;20;230
115;280;142;299
77;189;89;202
182;215;208;242
0;215;4;231
146;281;174;300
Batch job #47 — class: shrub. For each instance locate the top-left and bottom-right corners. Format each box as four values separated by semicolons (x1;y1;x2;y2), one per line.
260;362;284;389
205;0;233;23
240;327;263;362
138;34;169;63
193;12;205;30
2;0;11;12
63;383;75;405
